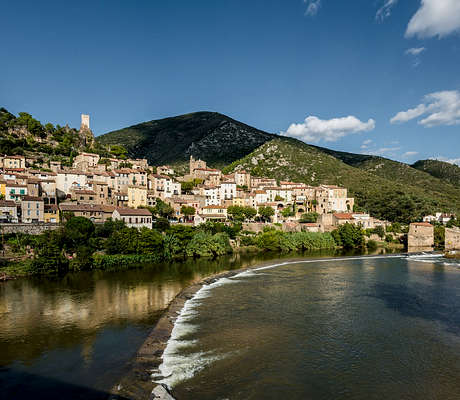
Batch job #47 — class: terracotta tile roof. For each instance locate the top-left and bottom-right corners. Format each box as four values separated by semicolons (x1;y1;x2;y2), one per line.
21;196;43;202
115;207;152;216
334;213;354;220
0;200;16;207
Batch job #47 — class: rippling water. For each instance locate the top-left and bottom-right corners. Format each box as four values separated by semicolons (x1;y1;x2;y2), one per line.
1;252;311;400
159;254;460;400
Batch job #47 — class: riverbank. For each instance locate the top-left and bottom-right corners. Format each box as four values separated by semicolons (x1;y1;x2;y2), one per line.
109;252;410;400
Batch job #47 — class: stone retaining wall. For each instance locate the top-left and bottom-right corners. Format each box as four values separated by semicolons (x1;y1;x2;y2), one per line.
0;223;60;235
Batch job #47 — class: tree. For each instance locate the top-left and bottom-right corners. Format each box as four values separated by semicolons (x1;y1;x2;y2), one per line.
300;212;318;223
373;225;385;239
258;206;274;222
281;206;295;218
180;205;196;221
274;195;284;201
332;223;365;249
110;144;128;159
227;206;245;222
137;228;164;256
153;198;174;219
242;206;257;221
63;217;95;251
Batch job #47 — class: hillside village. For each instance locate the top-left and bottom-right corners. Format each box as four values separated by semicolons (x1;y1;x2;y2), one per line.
0;113;459;246
0;114;394;232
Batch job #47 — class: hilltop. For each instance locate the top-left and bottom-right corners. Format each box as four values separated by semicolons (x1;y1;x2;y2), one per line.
0;107;123;168
412;159;460;188
97;112;276;168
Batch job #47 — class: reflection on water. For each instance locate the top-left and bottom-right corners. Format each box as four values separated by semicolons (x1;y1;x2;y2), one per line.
0;250;339;400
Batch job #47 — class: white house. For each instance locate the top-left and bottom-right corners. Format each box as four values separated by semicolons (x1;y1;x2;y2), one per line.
112;208;153;229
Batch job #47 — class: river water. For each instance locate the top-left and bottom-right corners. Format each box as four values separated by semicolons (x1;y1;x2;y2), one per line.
0;251;337;400
158;254;460;400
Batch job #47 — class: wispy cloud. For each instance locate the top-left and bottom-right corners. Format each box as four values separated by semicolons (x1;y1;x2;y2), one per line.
406;0;460;38
402;151;419;157
405;47;426;56
282;115;375;143
376;0;398;22
367;146;401;156
431;156;460;166
390;90;460;127
304;0;321;17
361;139;373;149
405;47;426;67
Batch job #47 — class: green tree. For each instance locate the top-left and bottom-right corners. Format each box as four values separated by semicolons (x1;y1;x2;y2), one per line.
258;206;274;222
242;206;257;221
180;205;196;221
373;225;385;239
332;223;365;249
109;144;128;159
153;198;174;219
300;212;318;223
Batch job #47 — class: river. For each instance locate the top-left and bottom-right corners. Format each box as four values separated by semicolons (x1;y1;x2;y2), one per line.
157;254;460;400
0;250;338;400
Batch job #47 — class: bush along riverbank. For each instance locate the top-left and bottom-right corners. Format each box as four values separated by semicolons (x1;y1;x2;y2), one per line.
0;217;369;277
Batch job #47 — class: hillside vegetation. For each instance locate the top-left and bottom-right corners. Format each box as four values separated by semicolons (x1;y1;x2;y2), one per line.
223;138;460;223
97;112;275;168
412;159;460;188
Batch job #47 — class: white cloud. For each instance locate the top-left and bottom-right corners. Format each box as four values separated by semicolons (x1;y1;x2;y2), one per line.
376;0;398;22
367;147;401;156
361;139;373;149
406;0;460;38
402;151;419;157
405;47;425;56
304;0;321;16
431;156;460;166
390;90;460;127
282;115;375;143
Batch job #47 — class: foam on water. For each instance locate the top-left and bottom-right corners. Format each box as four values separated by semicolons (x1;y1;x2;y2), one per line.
155;253;438;389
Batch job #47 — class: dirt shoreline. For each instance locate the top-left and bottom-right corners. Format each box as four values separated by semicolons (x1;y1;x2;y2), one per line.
108;252;418;400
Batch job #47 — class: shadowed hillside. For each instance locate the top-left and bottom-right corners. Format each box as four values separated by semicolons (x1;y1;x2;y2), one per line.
97;112;276;167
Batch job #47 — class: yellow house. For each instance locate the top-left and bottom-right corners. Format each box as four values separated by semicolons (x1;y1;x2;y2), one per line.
44;204;60;223
232;197;246;207
0;179;6;197
127;186;148;208
4;155;26;169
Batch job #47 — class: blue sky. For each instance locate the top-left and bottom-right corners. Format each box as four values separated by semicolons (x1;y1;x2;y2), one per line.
1;0;459;164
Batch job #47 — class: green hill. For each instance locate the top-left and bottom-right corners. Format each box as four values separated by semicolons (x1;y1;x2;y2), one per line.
97;111;460;222
223;138;460;223
97;112;276;168
412;159;460;188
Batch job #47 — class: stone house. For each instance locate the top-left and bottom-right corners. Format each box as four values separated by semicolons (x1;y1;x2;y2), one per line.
157;165;174;175
3;155;26;169
21;196;44;223
112;208;152;229
73;152;100;169
59;203;115;223
44;204;60;223
235;171;251;188
408;222;434;249
0;200;18;223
